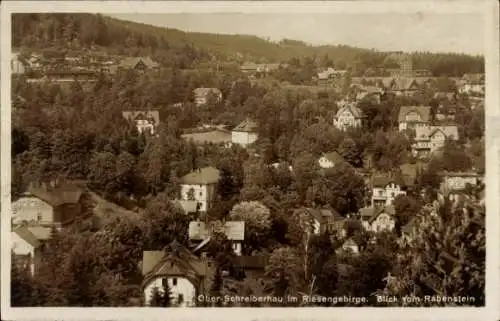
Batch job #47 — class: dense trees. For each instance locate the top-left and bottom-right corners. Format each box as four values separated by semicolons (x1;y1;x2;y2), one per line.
383;201;485;306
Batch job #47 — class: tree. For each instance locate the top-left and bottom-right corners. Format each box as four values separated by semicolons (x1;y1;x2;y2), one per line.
393;195;422;235
307;164;365;215
383;201;485;306
264;246;303;300
440;139;473;172
229;201;272;253
292;152;320;202
338;137;362;167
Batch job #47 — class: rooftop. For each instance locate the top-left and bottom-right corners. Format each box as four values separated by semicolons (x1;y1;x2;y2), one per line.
398;106;431;123
181;166;220;185
26;181;83;207
232;118;259;133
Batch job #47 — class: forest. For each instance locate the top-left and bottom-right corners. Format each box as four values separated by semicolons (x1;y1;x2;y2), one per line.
12;13;484;76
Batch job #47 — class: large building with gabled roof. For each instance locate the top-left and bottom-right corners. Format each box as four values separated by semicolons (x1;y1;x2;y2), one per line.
180;166;220;213
231;118;259;147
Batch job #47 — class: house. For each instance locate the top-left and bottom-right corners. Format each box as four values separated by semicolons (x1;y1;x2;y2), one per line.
180;166;220;212
398;106;431;131
318;151;349;169
241;63;280;76
231;119;259;147
11;226;44;276
393;78;420;96
118;56;159;72
188;221;245;256
193;88;223;107
359;205;395;233
141;241;215;307
382;77;419;96
122;110;160;135
434;92;457;102
412;125;459;158
181;129;232;148
11;52;27;75
296;207;345;237
12;181;84;229
459;73;485;95
230;255;269;279
355;85;384;103
370;175;407;207
440;171;480;192
316;67;347;82
333;101;363;131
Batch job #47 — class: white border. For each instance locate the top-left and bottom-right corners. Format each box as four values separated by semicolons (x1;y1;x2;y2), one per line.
1;1;499;321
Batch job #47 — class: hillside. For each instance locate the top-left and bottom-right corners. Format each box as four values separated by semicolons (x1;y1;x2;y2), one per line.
12;13;484;76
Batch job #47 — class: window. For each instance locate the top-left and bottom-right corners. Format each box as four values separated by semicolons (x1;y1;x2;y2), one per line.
199;191;203;197
178;294;184;305
162;278;168;287
173;278;177;286
36;212;42;221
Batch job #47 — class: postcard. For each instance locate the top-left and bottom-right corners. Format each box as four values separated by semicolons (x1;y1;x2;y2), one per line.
1;1;499;320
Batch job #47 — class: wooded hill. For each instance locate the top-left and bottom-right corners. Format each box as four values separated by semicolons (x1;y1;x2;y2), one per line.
12;13;484;76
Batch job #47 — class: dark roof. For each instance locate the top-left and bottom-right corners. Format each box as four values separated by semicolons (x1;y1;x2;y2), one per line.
141;241;204;277
336;102;363;118
359;207;375;220
299;207;343;224
122;110;160;125
119;56;159;69
27;182;83;207
371;174;399;188
368;205;396;223
232;118;259;133
13;226;41;248
181;166;220;185
230;255;269;270
398;106;431;123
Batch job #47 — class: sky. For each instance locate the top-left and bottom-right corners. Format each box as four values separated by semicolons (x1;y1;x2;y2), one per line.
109;12;485;55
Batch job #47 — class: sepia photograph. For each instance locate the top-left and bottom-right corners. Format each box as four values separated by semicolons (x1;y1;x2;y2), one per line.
2;1;499;320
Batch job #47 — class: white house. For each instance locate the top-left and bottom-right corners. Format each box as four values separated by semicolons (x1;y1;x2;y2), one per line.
231;119;259;147
398;106;431;131
188;220;245;256
333;101;363;131
11;52;26;75
318;151;348;169
370;175;406;207
180;166;220;212
193;88;223;107
141;241;214;307
359;205;396;233
458;73;485;95
122;111;160;135
440;171;480;192
412;125;459;157
11;226;43;276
